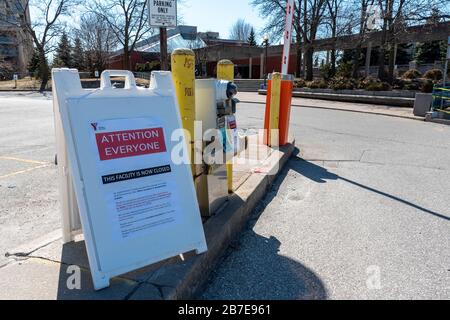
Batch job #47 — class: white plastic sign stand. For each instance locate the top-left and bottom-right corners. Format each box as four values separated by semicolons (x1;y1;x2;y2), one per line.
52;69;207;290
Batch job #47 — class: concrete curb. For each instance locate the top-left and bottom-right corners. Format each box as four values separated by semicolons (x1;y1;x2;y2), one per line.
239;99;424;122
159;141;296;299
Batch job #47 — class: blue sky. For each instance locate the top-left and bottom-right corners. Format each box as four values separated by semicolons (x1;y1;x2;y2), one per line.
29;0;269;47
179;0;265;40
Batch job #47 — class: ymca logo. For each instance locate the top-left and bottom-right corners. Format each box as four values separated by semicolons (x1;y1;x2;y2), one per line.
91;123;98;131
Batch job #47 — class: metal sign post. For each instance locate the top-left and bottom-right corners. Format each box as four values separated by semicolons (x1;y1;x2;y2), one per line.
160;27;168;70
281;0;295;75
148;0;177;71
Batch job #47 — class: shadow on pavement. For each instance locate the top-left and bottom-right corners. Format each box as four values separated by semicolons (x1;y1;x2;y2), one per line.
289;155;450;222
202;232;328;300
202;148;328;300
55;241;143;300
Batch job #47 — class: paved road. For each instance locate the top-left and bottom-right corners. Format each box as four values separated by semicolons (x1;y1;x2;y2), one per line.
1;92;449;299
202;102;450;300
0;92;58;266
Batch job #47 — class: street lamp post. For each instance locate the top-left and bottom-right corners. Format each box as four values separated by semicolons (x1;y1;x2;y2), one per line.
263;34;269;88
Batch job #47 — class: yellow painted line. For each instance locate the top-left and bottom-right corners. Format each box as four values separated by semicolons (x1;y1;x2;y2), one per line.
0;164;51;180
0;156;49;165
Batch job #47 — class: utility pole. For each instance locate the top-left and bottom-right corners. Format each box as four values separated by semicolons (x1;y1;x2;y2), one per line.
160;27;168;71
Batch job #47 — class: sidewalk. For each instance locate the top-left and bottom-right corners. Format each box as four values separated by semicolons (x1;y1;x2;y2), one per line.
237;92;424;121
0;136;295;300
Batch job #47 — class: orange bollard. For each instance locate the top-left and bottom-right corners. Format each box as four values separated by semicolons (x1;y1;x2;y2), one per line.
279;78;294;145
264;74;294;146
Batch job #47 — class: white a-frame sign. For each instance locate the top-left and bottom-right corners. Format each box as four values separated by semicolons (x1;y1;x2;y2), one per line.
52;69;207;290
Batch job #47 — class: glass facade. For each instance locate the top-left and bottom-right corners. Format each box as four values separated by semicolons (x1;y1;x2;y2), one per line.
137;34;206;54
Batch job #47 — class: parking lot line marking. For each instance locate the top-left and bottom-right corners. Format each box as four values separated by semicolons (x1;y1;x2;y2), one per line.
0;164;52;180
0;156;49;165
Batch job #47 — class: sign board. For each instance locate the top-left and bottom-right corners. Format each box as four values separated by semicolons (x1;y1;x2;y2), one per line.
94;70;99;78
281;0;295;75
148;0;177;27
52;69;207;290
13;74;18;81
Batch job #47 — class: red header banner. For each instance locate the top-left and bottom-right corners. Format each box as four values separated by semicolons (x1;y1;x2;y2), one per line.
95;128;167;161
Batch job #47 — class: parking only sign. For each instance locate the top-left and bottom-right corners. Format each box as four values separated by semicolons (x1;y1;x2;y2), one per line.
148;0;177;27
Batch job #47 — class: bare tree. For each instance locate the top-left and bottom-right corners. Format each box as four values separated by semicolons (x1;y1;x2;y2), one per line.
324;0;350;76
302;0;328;80
252;0;304;76
252;0;327;80
76;13;118;73
375;0;444;82
229;19;253;42
346;0;376;79
89;0;152;70
0;0;79;91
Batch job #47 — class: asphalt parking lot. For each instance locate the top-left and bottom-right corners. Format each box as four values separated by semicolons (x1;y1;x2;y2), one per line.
0;92;59;266
1;91;449;299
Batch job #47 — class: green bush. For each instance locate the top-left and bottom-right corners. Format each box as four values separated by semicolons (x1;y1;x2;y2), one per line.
329;76;355;90
402;69;422;80
404;81;420;91
135;60;160;72
392;78;405;90
423;69;443;81
421;80;434;93
294;79;306;88
306;80;328;89
356;77;377;89
336;62;353;79
355;77;391;91
365;81;391;91
367;82;390;91
320;63;334;81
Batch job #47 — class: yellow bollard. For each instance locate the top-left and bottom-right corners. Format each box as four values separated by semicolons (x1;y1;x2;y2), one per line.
217;60;235;193
269;72;281;147
217;59;234;82
171;48;196;174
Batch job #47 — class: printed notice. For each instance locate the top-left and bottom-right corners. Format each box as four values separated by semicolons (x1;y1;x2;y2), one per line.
90;117;181;241
108;180;177;240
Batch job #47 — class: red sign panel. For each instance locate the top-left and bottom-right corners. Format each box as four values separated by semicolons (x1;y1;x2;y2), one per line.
95;128;167;161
